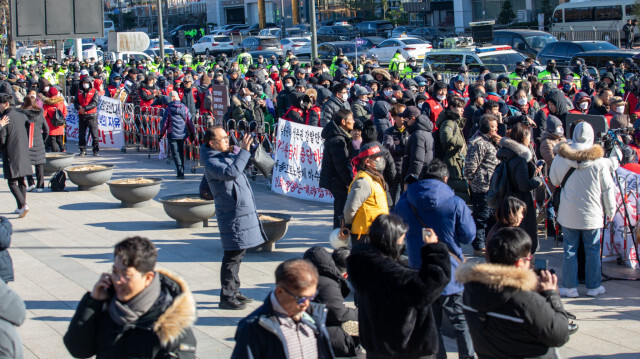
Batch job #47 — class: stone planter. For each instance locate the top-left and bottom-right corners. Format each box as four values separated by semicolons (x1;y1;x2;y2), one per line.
44;153;75;175
159;194;216;228
249;212;292;252
107;178;163;208
65;164;115;190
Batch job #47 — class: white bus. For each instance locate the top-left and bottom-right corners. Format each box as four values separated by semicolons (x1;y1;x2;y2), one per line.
551;0;639;34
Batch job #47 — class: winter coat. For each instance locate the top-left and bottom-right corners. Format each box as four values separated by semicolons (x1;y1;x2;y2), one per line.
549;143;616;230
0;108;33;179
0;280;25;359
383;124;410;179
372;101;391;142
276;86;295;117
0;217;14;283
464;131;499;193
20;108;49;165
538;132;565;167
456;262;570;359
496;137;543;245
232;95;265;132
394;179;475;295
160;101;195;141
347;242;451;358
232;294;334;359
63;269;197;359
401;114;434;183
202;145;267;250
320;95;351;127
43;96;67;136
436;109;467;181
319;121;354;194
352;99;372;125
179;85;198;116
303;247;358;326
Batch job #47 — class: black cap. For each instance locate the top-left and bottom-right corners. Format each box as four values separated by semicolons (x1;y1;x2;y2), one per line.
402;106;421;118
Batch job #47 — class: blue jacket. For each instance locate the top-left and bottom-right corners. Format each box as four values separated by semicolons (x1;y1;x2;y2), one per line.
394;179;475;295
202;145;266;250
232;294;334;359
160;101;195;140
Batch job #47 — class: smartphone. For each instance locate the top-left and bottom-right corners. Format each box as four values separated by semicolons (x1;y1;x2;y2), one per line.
534;259;548;271
422;228;433;240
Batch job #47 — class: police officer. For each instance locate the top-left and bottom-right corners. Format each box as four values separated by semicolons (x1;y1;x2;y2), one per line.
538;59;561;86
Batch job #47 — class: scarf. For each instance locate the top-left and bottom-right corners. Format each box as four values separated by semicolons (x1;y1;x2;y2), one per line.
109;273;161;326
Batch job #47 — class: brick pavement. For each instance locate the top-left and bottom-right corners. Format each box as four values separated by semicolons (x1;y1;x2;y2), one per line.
1;144;639;359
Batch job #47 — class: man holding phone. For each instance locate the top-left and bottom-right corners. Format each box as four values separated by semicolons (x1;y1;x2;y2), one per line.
63;236;197;358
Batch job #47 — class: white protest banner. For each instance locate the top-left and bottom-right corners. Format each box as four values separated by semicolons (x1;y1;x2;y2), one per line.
65;96;125;148
271;119;333;203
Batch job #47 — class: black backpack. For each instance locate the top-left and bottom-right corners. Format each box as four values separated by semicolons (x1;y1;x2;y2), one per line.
486;161;510;210
49;170;67;192
52;108;66;127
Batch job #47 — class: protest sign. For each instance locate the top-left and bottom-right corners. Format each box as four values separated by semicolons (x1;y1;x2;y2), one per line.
210;84;229;121
65;96;125;148
271;119;333;203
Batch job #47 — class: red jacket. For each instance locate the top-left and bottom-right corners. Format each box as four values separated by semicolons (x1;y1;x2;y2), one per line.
43;96;67;136
76;88;97;114
425;98;446;129
139;87;154;108
107;84;124;98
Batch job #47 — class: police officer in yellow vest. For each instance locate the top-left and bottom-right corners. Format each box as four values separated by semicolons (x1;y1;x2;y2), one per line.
344;142;389;244
538;59;561;86
389;50;406;72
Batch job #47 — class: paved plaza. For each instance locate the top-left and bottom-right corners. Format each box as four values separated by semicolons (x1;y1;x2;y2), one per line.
1;144;640;359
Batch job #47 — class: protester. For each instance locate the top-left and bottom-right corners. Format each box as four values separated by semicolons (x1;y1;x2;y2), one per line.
232;259;334;358
401;105;434;185
43;87;66;152
21;95;49;192
74;76;100;156
457;227;570;358
63;236;197;357
321;84;351;127
347;214;450;359
383;104;410;208
159;91;196;178
436;96;469;202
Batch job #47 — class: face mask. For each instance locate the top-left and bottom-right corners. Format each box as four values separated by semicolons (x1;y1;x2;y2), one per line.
437;94;446;101
616;106;625;114
114;80;121;87
547;65;556;72
536;90;543;96
374;156;385;172
83;83;90;89
384;90;393;97
44;86;50;93
563;84;572;92
579;102;589;110
285;83;293;88
410;62;416;66
499;89;507;96
517;98;527;106
244;95;252;102
342;93;349;102
417;102;424;109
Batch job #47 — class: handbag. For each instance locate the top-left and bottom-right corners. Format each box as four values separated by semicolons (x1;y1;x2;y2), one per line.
250;142;276;178
552;167;576;214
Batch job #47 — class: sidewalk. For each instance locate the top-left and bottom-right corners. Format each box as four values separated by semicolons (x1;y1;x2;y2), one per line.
1;143;639;358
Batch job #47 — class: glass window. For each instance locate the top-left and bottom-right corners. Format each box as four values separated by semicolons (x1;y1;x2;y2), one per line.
424;54;463;65
379;41;394;48
625;5;637;16
479;52;526;71
465;56;480;65
402;39;427;45
215;36;232;43
548;43;568;56
524;34;557;51
564;44;582;56
494;35;511;45
553;9;563;23
579;42;617;51
565;7;592;23
595;6;622;20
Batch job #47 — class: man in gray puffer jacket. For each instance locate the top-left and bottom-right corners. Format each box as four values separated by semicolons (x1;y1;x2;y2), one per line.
0;279;25;358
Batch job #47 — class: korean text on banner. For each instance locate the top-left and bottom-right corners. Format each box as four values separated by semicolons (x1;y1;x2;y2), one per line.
65;96;125;148
271;119;333;203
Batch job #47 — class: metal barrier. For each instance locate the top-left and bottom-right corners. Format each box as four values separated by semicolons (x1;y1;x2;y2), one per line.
552;27;622;48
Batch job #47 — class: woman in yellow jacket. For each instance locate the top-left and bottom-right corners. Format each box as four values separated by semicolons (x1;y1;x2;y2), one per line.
343;142;389;245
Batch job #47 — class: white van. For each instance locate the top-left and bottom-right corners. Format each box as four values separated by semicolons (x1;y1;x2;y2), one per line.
104;20;115;38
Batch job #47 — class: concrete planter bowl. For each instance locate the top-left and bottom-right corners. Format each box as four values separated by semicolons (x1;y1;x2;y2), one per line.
64;164;115;190
107;178;163;208
249;212;292;252
159;194;216;228
44;153;75;175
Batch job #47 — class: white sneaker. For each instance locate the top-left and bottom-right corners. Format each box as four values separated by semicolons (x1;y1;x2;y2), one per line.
559;287;579;298
13;208;20;214
26;184;36;192
17;205;29;218
586;286;606;297
36;188;43;192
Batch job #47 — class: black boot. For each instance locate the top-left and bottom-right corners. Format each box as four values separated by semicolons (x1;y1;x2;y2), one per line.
219;296;247;310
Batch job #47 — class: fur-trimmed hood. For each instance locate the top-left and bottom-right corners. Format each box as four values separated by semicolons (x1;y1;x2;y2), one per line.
553;142;604;168
43;95;64;106
153;268;197;347
497;137;532;162
371;68;391;82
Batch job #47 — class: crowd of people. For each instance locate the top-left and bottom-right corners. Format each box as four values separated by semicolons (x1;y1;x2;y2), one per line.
0;45;636;358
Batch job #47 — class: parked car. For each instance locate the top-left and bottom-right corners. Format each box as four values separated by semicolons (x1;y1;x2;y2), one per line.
537;40;618;66
366;37;432;63
234;50;281;64
229;25;250;35
167;24;201;45
233;36;282;55
317;25;359;42
148;39;175;51
280;37;311;57
191;35;234;56
353;20;394;37
572;49;640;76
259;28;281;36
211;24;242;35
358;37;385;50
493;29;557;58
241;23;277;35
144;48;181;58
422;45;526;75
391;26;416;38
317;42;359;64
274;28;306;38
294;23;311;34
409;27;455;48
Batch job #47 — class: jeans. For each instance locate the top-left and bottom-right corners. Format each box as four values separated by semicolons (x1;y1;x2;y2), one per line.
168;139;185;176
562;227;601;289
7;177;27;209
27;164;44;189
78;115;99;153
471;191;491;250
220;249;246;299
433;293;475;359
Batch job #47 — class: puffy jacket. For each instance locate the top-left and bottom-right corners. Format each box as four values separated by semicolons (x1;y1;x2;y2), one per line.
63;269;197;359
352;99;372;125
538;132;565;167
74;86;98;116
178;85;198;116
401;114;434;182
160;101;195;140
43;96;67;136
456;262;570;359
549;142;616;230
320;95;350;127
319;121;354;193
383;124;410;177
394;178;475;295
0;217;14;282
138;82;156;109
0;280;25;358
371;101;391;143
231;95;265;132
464;131;499;193
347;242;450;358
436;109;467;181
20;108;49;166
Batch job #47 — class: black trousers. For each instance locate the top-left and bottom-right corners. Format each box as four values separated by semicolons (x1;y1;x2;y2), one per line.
220;249;246;299
331;190;348;229
168;139;185;176
8;177;27;209
79;115;99;153
27;164;44;189
47;135;65;152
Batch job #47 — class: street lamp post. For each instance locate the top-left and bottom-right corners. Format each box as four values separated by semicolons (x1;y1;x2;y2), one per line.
158;0;165;58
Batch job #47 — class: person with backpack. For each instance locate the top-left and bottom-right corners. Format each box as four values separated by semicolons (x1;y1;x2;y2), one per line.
43;87;66;152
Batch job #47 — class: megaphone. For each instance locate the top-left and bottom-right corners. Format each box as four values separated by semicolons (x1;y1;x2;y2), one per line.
329;227;351;249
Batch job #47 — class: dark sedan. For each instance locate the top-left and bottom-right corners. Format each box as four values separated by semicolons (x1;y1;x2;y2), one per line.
537;41;618;66
317;42;364;65
317;26;359;43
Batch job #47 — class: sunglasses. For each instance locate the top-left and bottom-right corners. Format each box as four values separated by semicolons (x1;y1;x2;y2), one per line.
281;286;317;305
